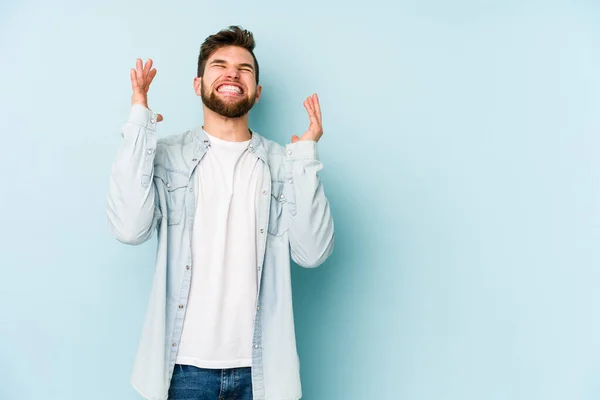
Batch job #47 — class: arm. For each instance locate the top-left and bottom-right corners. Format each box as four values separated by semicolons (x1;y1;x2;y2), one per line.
106;58;164;245
287;93;335;268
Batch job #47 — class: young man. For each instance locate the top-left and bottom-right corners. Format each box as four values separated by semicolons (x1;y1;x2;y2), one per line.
106;26;335;400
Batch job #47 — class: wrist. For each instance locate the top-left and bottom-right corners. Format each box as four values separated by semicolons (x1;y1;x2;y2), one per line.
128;104;157;129
285;140;318;161
132;101;148;109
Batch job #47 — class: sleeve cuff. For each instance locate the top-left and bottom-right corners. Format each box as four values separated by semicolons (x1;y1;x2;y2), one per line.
285;140;318;161
128;104;159;130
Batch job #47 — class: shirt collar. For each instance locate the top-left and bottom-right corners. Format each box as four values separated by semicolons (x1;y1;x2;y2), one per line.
191;126;268;162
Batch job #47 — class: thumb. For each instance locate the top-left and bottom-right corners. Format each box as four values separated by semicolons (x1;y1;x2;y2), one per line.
291;135;300;143
157;113;164;122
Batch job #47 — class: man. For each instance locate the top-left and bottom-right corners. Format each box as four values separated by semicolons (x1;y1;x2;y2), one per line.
106;26;335;400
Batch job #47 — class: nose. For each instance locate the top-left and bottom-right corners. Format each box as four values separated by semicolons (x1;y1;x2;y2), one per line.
224;66;240;80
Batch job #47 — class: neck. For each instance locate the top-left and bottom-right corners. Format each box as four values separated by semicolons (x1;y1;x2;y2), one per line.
202;106;251;142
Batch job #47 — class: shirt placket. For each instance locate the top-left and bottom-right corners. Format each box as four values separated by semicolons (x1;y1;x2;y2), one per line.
167;141;209;379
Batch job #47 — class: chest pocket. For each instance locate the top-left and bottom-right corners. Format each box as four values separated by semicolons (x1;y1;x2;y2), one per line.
154;168;189;225
268;180;289;236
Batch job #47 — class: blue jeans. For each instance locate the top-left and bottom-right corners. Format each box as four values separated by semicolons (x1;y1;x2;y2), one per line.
168;364;253;400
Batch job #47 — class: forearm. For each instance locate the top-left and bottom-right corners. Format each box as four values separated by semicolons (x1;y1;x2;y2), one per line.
106;105;161;245
285;140;335;268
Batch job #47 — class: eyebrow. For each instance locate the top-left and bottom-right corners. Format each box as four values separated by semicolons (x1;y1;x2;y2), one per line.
210;59;255;72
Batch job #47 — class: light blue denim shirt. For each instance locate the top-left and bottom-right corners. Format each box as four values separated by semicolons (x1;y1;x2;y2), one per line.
106;105;335;400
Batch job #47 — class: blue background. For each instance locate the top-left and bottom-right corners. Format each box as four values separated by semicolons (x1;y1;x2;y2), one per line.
1;0;599;399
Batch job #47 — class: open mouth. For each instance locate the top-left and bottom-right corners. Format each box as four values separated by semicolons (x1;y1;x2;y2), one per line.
216;83;244;96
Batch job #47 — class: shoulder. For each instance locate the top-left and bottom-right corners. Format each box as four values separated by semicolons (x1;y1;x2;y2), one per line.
252;132;289;181
254;132;285;156
153;129;196;168
156;129;194;147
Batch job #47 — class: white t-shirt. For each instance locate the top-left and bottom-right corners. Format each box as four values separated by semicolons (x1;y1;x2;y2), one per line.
176;130;263;369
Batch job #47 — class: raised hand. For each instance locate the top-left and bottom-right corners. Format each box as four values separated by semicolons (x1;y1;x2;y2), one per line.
130;58;163;122
291;93;323;143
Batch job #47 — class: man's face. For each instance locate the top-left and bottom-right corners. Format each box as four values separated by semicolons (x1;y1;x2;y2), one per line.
196;46;261;118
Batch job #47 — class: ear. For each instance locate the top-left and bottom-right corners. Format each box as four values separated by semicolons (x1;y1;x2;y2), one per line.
193;77;202;96
254;84;262;104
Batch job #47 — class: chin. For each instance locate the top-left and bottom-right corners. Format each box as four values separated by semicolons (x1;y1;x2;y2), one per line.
217;93;247;102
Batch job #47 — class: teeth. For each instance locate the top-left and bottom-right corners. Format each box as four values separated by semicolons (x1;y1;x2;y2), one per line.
218;85;242;94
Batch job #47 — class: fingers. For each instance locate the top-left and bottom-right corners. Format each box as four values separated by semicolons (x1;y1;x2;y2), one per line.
130;69;139;90
305;94;322;126
304;96;314;114
143;59;152;79
135;58;143;83
147;68;157;89
312;93;322;126
143;59;154;91
132;58;156;91
300;93;323;142
303;98;314;118
130;58;159;110
304;96;319;129
157;113;164;122
291;135;300;143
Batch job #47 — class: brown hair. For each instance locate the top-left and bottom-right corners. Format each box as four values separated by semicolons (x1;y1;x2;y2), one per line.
197;25;259;84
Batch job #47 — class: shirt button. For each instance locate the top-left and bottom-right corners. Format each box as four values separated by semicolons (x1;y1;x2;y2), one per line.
256;306;260;311
279;194;285;200
287;150;292;155
146;149;153;155
262;190;267;195
178;304;184;309
260;229;264;234
150;119;156;124
192;158;197;162
172;343;177;347
288;178;293;184
189;187;193;193
254;344;259;349
166;183;171;188
186;265;190;270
